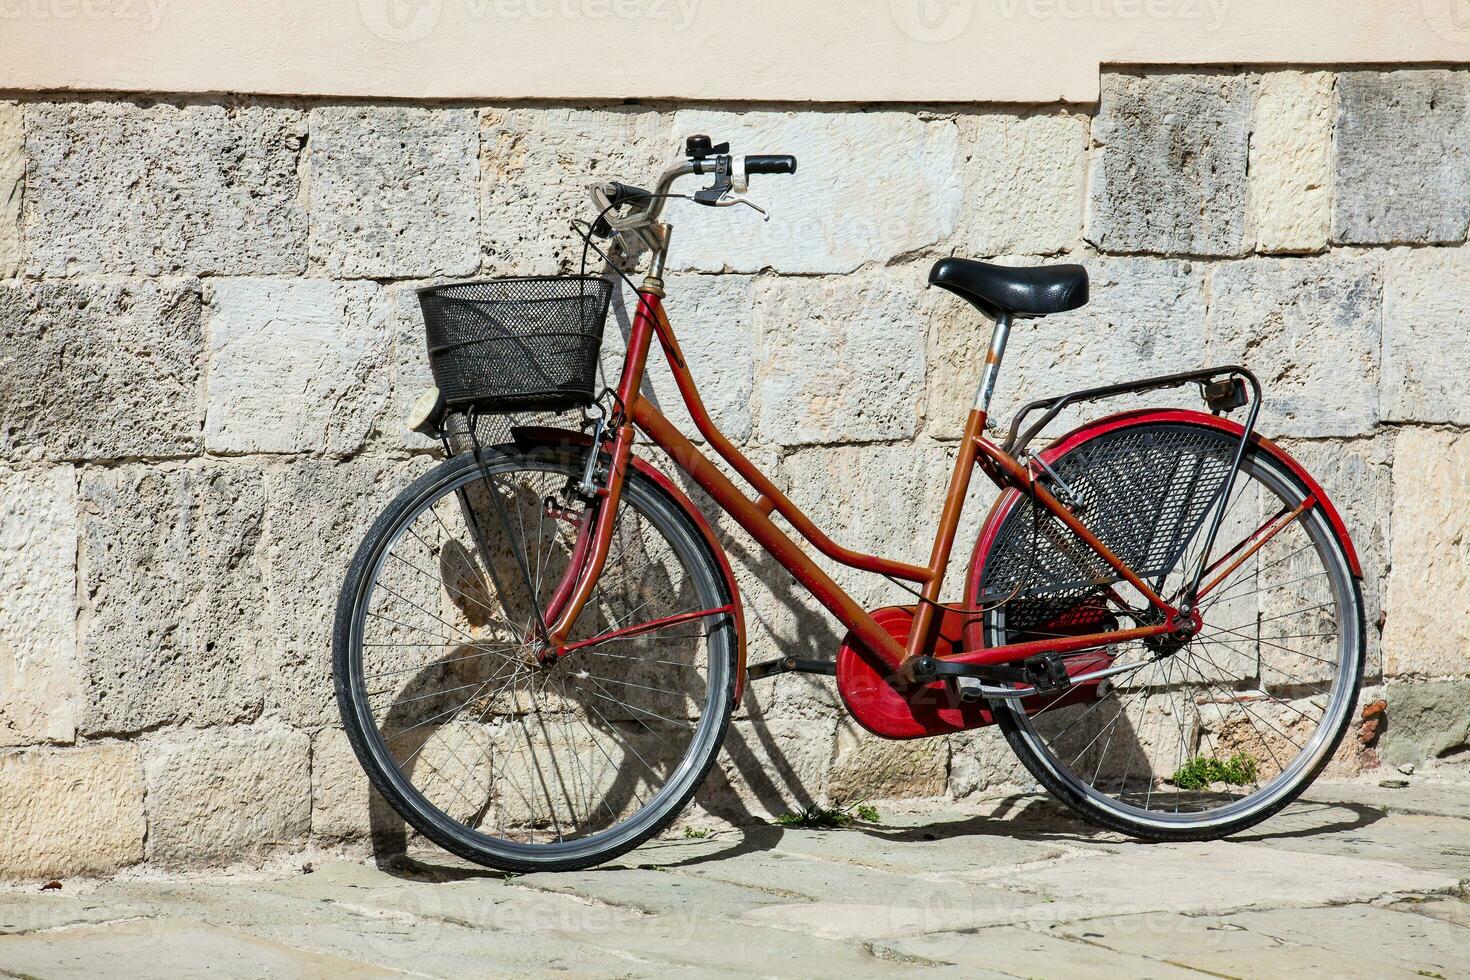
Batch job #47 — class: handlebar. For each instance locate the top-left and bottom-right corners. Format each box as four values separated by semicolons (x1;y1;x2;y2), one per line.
744;155;797;175
603;181;653;208
588;137;797;241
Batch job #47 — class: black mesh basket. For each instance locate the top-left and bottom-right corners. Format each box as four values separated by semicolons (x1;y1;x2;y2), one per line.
418;276;613;413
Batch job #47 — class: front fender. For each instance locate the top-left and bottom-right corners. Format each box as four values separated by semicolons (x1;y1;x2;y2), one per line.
510;425;748;700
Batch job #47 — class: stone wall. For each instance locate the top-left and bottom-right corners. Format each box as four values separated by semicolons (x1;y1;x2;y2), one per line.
1;68;1467;878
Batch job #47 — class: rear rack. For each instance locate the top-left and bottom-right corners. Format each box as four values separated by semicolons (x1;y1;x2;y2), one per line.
1002;365;1260;455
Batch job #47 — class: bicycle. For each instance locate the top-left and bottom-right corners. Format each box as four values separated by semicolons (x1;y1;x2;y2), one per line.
333;134;1365;872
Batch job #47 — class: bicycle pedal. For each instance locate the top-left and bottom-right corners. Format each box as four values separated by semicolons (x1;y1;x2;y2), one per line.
1024;652;1071;694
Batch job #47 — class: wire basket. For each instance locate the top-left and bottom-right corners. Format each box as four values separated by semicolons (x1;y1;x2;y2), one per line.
418;276;613;413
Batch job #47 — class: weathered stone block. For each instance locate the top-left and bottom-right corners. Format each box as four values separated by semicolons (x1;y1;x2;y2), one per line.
311;727;395;843
1384;680;1470;766
828;720;948;801
1206;257;1380;438
948;726;1035;799
927;257;1208;441
752;270;926;446
1333;71;1470;245
637;273;756;443
0;467;79;747
0;279;203;462
1384;429;1470;679
0;103;21;278
263;456;429;728
1249;71;1334;254
25;100;306;275
1381;247;1470;425
695;717;837;822
954;110;1088;257
1275;438;1392;682
1087;72;1252;257
666;109;961;274
481;106;671;276
141;723;311;866
204;278;393;455
0;743;145;879
309;106;479;278
780;443;953;608
77;464;267;735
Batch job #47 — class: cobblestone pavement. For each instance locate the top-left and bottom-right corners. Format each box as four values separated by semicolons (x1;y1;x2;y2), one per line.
3;774;1468;978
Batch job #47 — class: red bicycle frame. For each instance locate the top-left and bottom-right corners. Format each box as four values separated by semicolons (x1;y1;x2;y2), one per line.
538;285;1311;679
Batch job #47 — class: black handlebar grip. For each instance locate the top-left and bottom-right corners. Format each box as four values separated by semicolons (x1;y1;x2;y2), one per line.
605;181;654;207
744;155;797;175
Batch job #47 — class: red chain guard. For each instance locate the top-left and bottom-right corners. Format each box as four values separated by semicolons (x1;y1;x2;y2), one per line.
835;605;1117;740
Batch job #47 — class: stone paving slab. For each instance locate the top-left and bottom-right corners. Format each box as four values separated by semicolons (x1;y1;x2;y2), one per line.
0;776;1466;978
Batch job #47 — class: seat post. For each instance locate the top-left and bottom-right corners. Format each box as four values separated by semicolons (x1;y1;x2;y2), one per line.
974;312;1013;414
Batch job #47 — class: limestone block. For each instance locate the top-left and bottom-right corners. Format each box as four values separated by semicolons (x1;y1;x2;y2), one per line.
696;717;837;822
779;442;954;609
204;278;393;455
1206;257;1380;438
141;723;311;866
632;273;756;444
311;727;398;843
1273;438;1392;682
0;467;79;747
828;719;948;802
1087;72;1252;257
0;103;21;277
1383;679;1470;766
263;456;430;728
1249;71;1334;254
752;269;927;446
481;106;671;276
927;257;1208;441
948;726;1036;799
77;464;267;735
1333;71;1470;245
24;100;306;275
953;109;1088;257
0;743;145;879
1383;429;1470;679
1381;247;1470;425
0;279;202;463
308;106;478;278
666;109;961;274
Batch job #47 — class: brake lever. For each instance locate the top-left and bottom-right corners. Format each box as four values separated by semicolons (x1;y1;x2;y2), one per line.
712;193;769;221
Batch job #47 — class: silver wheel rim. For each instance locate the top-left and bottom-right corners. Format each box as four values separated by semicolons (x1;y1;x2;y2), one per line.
345;453;733;864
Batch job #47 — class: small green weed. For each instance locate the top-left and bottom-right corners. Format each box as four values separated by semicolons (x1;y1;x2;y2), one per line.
774;800;881;829
1171;752;1260;790
682;827;711;840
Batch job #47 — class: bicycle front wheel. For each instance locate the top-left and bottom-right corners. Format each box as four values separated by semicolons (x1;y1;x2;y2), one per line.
974;418;1364;840
333;445;738;872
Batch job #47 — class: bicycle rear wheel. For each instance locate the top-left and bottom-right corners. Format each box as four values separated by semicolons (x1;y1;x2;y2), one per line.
333;445;737;872
974;419;1364;840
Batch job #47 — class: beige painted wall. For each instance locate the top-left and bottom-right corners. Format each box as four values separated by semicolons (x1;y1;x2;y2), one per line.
2;0;1468;103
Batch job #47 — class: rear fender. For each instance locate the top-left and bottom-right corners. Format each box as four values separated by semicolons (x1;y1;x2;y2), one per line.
510;426;748;699
964;407;1362;653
